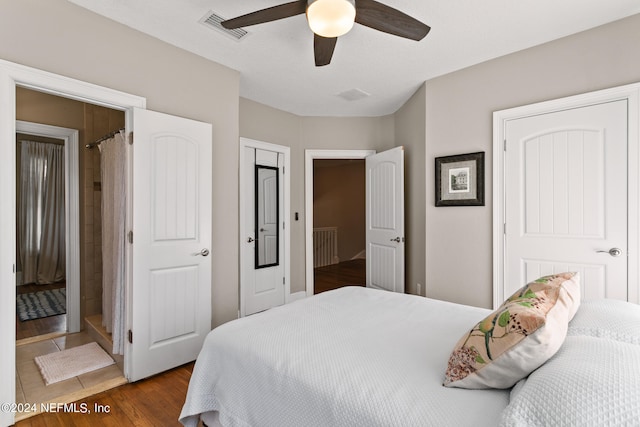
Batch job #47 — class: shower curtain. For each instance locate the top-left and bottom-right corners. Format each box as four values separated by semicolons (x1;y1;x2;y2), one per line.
18;140;66;285
99;131;126;355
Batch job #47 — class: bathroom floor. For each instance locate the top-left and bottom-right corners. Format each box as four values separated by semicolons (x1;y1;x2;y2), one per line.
16;282;66;340
15;332;126;422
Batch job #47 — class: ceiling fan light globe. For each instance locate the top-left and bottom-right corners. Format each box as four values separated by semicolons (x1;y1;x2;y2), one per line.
307;0;356;38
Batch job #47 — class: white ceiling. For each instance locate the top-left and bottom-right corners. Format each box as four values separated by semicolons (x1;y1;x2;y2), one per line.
68;0;640;117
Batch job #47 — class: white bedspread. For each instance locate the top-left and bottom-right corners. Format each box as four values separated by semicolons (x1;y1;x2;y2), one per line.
179;287;509;427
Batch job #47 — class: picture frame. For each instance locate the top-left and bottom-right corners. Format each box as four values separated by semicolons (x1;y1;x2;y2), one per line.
435;151;485;206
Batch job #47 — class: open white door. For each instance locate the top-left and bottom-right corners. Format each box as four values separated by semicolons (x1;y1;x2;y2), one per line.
128;108;212;381
366;146;405;292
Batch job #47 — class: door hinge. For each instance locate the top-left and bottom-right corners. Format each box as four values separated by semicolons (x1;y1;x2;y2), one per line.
503;139;507;151
128;330;133;344
283;277;285;285
128;131;134;145
128;230;133;244
504;223;507;234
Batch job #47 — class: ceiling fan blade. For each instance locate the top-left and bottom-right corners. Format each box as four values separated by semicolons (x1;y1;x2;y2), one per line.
221;0;307;29
355;0;430;41
314;34;338;67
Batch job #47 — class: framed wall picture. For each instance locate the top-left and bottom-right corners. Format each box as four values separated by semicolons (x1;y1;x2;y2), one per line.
435;151;485;206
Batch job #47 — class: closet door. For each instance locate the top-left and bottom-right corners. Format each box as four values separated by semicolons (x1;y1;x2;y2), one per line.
128;108;212;382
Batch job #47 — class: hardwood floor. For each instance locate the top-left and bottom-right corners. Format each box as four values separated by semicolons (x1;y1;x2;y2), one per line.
14;363;194;427
314;259;366;294
16;282;67;341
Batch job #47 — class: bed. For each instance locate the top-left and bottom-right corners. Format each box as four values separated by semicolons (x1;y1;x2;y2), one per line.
180;274;640;427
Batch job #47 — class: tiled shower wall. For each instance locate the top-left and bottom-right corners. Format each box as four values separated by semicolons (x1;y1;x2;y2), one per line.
82;104;125;320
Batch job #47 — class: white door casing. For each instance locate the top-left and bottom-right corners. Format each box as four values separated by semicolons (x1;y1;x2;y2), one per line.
0;59;146;427
493;83;640;308
366;146;405;293
15;121;81;334
128;107;212;381
505;100;628;300
240;138;290;317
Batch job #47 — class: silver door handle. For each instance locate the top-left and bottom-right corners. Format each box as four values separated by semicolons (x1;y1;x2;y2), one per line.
247;237;255;243
596;248;622;257
195;248;210;257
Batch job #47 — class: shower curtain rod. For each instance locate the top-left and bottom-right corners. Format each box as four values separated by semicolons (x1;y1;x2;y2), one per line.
85;128;125;149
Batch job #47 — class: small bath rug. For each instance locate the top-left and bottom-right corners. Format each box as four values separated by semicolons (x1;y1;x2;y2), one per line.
16;288;66;321
35;342;115;385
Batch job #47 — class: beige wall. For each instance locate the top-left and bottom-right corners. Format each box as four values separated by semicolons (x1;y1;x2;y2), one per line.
1;0;240;327
424;14;640;308
394;84;427;296
240;98;395;293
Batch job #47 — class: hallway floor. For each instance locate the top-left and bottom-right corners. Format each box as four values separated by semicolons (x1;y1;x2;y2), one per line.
314;259;366;294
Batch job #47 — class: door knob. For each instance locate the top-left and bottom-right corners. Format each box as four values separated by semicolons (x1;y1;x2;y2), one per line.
596;248;622;257
247;237;255;243
195;248;210;256
390;237;403;243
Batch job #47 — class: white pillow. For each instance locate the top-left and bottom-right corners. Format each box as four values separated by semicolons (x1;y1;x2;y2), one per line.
499;335;640;426
568;299;640;345
444;272;580;389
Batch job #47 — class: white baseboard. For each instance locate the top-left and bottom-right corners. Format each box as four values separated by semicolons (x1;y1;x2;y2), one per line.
288;291;307;303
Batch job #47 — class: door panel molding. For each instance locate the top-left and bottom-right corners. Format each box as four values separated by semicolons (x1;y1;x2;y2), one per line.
493;83;640;308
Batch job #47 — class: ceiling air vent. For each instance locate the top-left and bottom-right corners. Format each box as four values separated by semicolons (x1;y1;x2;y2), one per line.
337;88;371;102
199;11;249;41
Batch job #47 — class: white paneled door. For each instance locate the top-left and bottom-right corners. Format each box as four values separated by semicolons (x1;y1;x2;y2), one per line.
242;146;285;316
505;100;628;300
366;146;405;292
129;108;212;381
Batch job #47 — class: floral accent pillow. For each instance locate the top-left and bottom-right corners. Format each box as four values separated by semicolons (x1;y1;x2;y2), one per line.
444;272;580;389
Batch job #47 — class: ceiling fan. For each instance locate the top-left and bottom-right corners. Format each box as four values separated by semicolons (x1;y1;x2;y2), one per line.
221;0;430;66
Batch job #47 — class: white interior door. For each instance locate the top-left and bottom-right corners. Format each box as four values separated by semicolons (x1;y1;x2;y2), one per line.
128;107;212;381
504;100;628;300
242;147;285;315
366;146;405;292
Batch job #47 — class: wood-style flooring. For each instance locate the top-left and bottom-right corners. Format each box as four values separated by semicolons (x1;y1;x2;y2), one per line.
314;259;366;294
16;282;67;341
14;362;194;427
